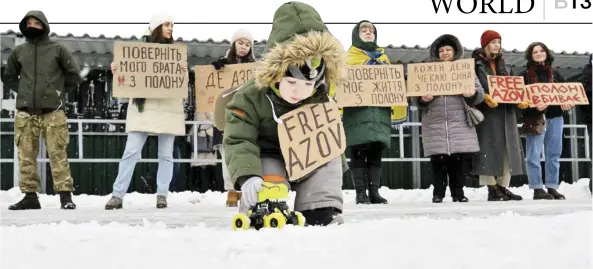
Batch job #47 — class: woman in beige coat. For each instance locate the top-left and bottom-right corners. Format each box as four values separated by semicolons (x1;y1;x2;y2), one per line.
105;12;188;209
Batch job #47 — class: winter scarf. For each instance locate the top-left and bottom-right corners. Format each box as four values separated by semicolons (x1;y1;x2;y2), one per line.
526;63;554;83
347;46;390;65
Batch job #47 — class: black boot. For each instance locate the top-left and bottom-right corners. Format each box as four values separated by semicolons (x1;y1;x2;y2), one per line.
300;207;344;226
198;166;213;193
59;192;76;210
368;167;388;204
451;187;469;202
487;185;509;201
8;192;41;210
547;188;566;200
452;196;469;202
188;167;201;192
533;188;554;200
498;185;523;201
351;168;370;204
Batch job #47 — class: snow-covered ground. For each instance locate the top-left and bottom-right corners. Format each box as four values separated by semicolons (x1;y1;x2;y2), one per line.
1;179;591;269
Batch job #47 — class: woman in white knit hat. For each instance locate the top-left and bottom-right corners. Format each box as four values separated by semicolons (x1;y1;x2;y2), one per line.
106;12;188;210
211;28;256;69
191;28;256;207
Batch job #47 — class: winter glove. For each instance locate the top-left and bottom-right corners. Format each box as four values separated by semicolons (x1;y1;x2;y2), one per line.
211;58;230;70
484;94;498;108
517;100;531;109
238;176;264;213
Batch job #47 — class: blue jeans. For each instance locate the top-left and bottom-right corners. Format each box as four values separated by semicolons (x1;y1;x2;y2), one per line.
111;132;175;198
170;139;181;190
526;116;564;189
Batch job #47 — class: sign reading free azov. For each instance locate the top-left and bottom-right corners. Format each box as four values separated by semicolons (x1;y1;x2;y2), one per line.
112;41;188;98
277;101;346;181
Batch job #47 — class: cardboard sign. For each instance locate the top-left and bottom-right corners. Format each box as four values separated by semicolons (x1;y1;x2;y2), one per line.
213;85;247;131
194;62;256;112
277;102;346;181
406;58;475;97
527;83;590;106
334;65;407;107
112;41;188;98
487;75;529;103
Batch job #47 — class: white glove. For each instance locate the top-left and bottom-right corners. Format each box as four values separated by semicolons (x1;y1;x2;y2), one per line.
239;176;264;213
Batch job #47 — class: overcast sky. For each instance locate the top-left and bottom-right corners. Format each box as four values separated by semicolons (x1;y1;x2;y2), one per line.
1;0;592;53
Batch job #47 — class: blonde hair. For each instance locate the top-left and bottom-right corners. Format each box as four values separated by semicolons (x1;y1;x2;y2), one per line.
484;46;499;59
359;22;374;32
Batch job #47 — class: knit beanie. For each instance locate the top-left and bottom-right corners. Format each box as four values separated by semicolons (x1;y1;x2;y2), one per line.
231;28;254;45
226;28;256;59
480;30;501;48
149;12;173;32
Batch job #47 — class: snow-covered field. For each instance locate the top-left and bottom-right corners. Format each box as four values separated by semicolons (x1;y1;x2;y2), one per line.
1;179;591;269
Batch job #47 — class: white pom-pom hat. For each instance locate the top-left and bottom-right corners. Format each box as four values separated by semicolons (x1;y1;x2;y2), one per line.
149;12;174;32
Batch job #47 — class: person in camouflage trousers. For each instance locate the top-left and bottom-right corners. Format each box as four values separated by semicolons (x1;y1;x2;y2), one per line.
2;10;81;210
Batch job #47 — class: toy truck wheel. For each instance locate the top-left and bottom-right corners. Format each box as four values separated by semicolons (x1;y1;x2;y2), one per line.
232;214;251;231
263;212;286;229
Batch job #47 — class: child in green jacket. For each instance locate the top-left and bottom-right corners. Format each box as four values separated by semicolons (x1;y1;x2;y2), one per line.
223;1;347;227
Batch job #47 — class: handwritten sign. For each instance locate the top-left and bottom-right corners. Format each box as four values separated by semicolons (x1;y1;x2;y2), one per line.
213;86;245;131
112;41;188;98
194;62;256;112
334;65;407;107
528;83;590;106
487;75;529;103
406;58;475;97
277;102;346;181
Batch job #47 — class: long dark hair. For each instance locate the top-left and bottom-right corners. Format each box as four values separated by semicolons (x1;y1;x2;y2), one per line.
226;41;255;64
525;41;554;65
150;24;174;44
134;23;174;112
525;42;555;83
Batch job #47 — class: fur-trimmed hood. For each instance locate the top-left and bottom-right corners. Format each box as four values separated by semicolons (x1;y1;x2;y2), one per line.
255;2;347;89
429;34;463;61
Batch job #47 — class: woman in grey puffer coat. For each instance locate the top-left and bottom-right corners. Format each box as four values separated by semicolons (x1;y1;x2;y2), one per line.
416;34;484;203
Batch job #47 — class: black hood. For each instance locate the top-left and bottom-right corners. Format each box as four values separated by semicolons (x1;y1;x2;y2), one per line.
19;10;50;37
352;20;378;51
428;34;463;61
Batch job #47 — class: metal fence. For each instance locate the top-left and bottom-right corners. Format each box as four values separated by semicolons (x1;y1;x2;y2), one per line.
0;118;590;193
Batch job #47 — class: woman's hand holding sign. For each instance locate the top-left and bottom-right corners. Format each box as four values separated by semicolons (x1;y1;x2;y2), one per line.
180;61;188;74
111;62;118;74
421;94;433;102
